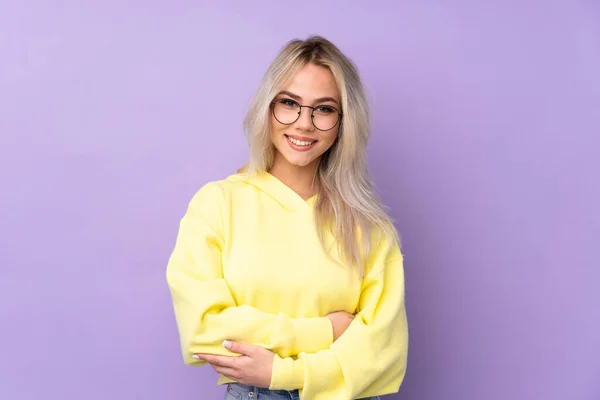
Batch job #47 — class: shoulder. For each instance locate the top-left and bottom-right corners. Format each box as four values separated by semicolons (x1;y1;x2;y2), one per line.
187;173;249;210
364;224;404;276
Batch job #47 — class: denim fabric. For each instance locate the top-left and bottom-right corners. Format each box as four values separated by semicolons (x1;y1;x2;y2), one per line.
225;382;380;400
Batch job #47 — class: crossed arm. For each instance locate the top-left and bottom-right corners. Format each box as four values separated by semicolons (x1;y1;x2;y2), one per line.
178;254;408;400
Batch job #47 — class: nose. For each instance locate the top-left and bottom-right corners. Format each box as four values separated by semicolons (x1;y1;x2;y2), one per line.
295;106;315;131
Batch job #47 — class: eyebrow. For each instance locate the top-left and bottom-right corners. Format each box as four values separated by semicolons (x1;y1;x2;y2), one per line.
277;90;340;105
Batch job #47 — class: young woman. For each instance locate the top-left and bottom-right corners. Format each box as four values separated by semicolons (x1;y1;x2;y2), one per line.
166;36;408;400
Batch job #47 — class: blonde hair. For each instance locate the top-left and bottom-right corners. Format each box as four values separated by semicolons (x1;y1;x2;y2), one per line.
242;36;399;275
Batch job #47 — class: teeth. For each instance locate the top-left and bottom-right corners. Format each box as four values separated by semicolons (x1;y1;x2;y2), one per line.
288;136;314;146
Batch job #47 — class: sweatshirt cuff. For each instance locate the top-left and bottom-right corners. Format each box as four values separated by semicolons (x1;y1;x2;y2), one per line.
292;317;333;354
270;353;305;390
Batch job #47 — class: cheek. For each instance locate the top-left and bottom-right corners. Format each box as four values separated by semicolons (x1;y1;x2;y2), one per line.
318;130;338;150
270;118;284;137
268;121;278;142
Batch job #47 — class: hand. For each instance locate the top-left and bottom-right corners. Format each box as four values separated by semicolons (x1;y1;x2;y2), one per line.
194;340;274;388
326;310;355;341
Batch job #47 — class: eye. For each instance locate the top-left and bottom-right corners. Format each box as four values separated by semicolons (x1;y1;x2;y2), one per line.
315;105;336;114
278;98;299;108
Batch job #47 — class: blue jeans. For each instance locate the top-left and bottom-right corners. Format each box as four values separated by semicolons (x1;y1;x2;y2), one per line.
225;382;380;400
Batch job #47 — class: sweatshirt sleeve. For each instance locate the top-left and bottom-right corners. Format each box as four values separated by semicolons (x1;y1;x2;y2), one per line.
166;183;333;366
269;238;409;400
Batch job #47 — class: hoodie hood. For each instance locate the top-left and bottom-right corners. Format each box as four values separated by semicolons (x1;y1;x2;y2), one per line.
228;171;317;212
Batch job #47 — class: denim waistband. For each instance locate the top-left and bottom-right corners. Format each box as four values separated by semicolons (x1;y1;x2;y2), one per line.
228;381;298;395
226;382;381;400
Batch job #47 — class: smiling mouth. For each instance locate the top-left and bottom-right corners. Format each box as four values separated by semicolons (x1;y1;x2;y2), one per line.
285;134;317;147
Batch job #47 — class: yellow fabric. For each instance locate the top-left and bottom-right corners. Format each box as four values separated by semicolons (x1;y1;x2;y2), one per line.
166;171;408;399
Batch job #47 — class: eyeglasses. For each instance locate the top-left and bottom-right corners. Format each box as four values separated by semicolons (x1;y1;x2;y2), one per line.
270;98;342;131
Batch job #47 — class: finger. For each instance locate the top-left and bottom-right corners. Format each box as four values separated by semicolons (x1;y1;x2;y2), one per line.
210;363;239;381
194;354;236;368
223;340;256;357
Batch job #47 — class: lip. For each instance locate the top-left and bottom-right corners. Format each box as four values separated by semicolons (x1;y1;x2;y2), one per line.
285;134;318;152
286;134;317;142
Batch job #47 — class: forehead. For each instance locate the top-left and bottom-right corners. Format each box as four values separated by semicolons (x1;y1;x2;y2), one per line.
283;63;340;101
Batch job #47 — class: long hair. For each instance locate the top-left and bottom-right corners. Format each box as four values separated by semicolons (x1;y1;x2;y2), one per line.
242;36;399;276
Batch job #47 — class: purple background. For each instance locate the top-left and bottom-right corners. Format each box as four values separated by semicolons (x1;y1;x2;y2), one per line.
1;1;599;399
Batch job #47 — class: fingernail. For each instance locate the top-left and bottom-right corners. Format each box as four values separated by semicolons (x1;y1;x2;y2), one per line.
223;340;231;349
192;354;200;359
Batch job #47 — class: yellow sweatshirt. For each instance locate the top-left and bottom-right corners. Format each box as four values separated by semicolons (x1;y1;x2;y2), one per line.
166;171;408;400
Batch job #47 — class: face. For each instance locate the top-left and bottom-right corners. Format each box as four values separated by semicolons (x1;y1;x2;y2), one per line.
269;63;341;170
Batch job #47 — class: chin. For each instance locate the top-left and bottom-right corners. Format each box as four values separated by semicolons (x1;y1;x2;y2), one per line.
282;152;317;168
289;159;315;168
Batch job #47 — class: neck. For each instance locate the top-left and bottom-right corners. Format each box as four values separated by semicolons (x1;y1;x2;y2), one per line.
268;154;319;200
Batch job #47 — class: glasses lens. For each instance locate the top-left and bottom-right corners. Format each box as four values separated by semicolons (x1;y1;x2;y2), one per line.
273;100;300;124
312;105;340;131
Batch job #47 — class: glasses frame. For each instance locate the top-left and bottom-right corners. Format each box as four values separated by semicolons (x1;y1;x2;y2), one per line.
270;99;343;132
